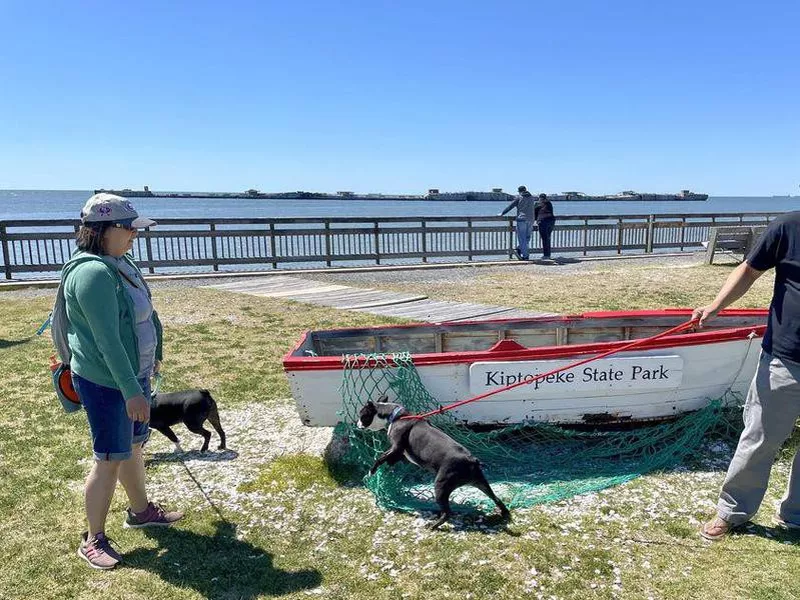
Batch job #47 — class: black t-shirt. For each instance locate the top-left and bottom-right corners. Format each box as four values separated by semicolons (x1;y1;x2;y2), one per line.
746;211;800;360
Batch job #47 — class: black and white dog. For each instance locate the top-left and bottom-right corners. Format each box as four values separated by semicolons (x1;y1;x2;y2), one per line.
358;396;510;529
149;389;227;453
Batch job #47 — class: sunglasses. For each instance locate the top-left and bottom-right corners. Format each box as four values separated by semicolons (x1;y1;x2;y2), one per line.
111;220;137;231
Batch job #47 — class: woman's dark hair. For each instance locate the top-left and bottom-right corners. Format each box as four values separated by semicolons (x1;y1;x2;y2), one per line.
75;223;111;255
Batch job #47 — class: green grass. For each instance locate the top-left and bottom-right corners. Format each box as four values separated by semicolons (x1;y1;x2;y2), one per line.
1;263;798;600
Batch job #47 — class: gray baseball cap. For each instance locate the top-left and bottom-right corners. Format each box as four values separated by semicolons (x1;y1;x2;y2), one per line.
80;193;157;228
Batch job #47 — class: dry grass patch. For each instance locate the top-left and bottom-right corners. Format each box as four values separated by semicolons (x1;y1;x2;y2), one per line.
362;262;776;314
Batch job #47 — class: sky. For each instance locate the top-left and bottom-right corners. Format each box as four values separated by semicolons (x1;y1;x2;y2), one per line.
0;1;797;195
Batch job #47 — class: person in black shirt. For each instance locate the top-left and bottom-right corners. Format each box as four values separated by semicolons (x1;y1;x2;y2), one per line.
694;212;800;540
534;193;556;260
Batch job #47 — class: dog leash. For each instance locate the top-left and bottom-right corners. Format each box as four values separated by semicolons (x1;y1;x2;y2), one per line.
399;318;700;421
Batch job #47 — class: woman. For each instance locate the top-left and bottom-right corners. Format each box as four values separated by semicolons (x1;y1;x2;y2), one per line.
534;193;556;260
61;193;182;570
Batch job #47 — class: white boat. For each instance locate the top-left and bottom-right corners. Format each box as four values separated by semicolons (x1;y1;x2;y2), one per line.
283;309;767;427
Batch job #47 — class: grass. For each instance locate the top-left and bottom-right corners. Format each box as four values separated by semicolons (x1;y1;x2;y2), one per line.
347;260;777;314
1;260;798;600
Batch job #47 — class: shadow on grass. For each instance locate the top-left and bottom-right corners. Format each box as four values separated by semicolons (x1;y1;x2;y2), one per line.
733;522;800;545
125;520;322;597
0;337;31;349
145;448;239;465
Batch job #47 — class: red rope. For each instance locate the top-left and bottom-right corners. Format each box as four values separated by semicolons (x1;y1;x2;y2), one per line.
400;318;699;421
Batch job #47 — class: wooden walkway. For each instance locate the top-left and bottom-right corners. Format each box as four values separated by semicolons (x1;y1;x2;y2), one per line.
205;276;553;322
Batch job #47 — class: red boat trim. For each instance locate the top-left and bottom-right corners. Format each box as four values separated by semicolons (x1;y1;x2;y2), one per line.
282;309;767;372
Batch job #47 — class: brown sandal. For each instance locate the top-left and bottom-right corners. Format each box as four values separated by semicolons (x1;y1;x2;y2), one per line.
700;516;732;541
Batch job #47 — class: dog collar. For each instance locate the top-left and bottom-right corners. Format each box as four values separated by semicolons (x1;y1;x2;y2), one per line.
387;406;403;425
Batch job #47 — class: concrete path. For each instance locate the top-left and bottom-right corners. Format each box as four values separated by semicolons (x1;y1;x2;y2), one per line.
205;275;553;322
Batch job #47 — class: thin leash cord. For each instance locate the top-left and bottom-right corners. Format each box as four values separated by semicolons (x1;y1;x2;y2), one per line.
176;456;232;525
401;318;700;421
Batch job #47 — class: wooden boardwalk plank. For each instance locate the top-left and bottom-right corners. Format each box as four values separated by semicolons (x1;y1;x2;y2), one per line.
206;277;553;322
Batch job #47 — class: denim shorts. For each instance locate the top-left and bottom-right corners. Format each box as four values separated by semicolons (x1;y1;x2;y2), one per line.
72;373;151;461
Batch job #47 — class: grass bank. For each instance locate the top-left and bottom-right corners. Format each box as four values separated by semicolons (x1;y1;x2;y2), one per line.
1;262;797;600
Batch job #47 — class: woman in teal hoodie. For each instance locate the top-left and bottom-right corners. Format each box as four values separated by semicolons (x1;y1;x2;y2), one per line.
63;194;183;570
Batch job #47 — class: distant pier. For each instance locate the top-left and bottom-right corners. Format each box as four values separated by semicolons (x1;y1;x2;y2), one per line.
94;187;708;202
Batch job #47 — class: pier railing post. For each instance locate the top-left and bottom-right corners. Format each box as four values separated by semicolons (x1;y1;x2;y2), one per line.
374;221;381;265
210;223;219;271
144;226;155;273
467;218;473;261
646;214;654;253
1;223;11;279
324;220;332;267
616;218;623;254
270;222;277;269
421;220;427;263
507;217;514;258
680;217;686;251
583;218;589;256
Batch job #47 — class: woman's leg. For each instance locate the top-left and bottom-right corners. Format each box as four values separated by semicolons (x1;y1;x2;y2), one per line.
85;460;121;538
540;219;554;258
117;443;149;514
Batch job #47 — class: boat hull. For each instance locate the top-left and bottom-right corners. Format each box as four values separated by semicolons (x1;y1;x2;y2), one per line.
283;310;766;427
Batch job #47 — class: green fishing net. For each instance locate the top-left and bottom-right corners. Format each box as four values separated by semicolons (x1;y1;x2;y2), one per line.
332;353;743;513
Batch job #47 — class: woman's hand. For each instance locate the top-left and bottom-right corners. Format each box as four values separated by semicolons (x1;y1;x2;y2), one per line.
154;360;162;375
126;394;151;423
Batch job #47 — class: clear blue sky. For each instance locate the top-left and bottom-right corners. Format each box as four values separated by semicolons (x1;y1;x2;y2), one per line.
1;1;797;195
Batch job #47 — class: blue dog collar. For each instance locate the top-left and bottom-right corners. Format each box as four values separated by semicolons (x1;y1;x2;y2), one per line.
387;406;403;425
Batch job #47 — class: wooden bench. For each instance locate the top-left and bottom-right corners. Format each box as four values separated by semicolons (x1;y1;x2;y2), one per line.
704;225;767;264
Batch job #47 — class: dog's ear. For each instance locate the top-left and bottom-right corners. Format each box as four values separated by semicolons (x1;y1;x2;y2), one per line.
377;394;388;403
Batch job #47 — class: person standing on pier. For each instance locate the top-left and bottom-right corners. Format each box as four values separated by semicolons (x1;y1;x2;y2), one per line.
499;185;536;260
534;193;556;260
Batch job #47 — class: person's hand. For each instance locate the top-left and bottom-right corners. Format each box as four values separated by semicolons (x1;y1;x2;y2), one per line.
126;394;150;423
692;304;719;328
154;359;162;375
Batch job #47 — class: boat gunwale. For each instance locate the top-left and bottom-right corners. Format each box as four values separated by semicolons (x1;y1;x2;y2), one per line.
283;308;767;372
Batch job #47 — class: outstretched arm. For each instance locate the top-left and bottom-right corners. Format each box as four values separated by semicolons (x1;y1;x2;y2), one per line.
499;198;518;216
692;262;766;327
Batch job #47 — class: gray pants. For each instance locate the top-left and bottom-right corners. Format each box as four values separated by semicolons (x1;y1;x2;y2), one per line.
718;351;800;525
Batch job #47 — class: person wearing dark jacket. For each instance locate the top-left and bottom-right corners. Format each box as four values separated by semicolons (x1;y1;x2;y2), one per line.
534;193;556;259
499;185;536;260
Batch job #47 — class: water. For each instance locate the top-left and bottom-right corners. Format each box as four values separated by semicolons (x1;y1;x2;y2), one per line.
1;189;798;221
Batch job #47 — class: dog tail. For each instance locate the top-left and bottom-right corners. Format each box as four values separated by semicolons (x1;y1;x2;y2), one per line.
204;391;227;450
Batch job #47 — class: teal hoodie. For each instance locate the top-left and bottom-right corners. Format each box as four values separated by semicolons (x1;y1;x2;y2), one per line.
60;250;163;400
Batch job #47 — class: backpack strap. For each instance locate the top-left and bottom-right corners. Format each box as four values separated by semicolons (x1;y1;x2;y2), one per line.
50;279;71;365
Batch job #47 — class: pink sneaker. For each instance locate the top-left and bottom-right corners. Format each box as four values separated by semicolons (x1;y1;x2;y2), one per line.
123;501;184;529
77;532;122;570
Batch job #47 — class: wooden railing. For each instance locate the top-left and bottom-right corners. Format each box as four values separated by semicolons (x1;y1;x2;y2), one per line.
0;213;779;279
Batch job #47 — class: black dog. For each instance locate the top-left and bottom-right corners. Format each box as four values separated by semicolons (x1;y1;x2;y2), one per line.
150;389;226;452
358;397;510;529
